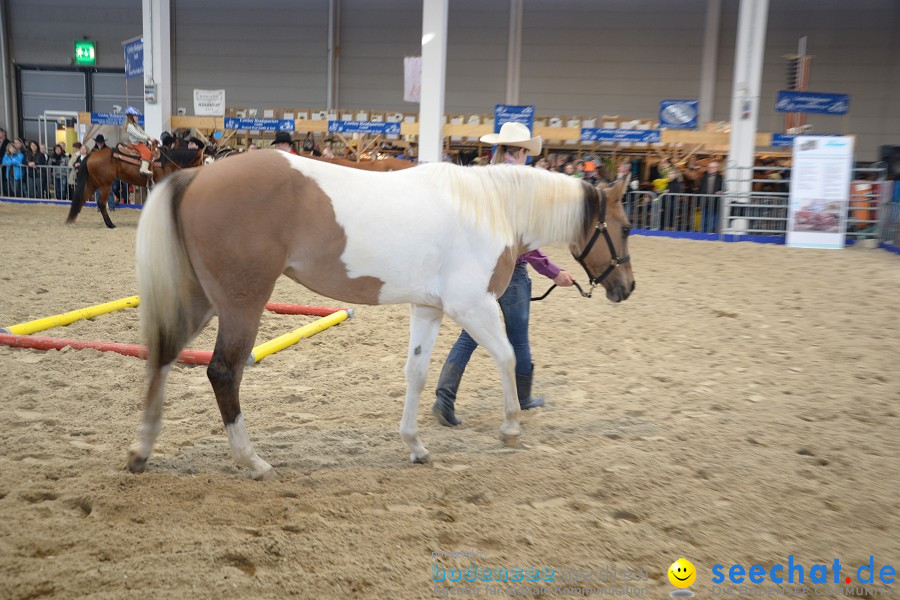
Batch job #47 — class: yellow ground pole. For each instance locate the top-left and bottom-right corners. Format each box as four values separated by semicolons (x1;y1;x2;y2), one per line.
246;309;353;365
0;295;141;335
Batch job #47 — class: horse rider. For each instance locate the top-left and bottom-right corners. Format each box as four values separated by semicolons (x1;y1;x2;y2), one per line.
124;107;155;176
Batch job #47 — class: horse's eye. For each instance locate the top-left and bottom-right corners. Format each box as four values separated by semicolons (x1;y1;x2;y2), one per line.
623;227;631;237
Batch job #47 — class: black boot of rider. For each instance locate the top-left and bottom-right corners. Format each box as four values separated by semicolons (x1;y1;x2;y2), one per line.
516;365;545;410
432;362;464;427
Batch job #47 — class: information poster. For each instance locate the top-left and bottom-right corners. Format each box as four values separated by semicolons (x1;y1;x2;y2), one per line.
786;135;854;249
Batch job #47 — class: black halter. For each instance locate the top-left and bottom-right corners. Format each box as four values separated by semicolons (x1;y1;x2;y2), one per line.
532;187;631;301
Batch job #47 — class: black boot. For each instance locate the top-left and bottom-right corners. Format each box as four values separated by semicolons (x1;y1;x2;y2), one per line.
516;366;545;410
432;362;464;427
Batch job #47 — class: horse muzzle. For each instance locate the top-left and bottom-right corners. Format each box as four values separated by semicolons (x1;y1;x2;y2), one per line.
606;279;635;303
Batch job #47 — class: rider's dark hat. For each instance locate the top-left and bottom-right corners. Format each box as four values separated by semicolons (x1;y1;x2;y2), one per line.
94;134;106;143
272;131;293;145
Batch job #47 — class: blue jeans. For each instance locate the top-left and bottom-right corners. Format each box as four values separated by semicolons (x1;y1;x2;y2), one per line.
444;263;534;378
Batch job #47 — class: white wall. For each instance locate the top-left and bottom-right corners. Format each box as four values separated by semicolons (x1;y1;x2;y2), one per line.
172;0;329;112
714;0;900;160
4;0;899;160
7;0;141;69
520;0;707;117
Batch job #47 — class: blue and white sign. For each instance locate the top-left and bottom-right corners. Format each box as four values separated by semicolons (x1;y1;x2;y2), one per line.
775;91;850;115
123;37;143;79
327;121;402;135
659;100;698;129
580;128;661;143
91;112;143;127
224;117;295;132
494;105;535;133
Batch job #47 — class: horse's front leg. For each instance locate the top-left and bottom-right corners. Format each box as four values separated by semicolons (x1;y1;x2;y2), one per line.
399;304;443;463
445;297;520;446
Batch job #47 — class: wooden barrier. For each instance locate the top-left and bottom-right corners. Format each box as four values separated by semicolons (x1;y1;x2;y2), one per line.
78;113;786;152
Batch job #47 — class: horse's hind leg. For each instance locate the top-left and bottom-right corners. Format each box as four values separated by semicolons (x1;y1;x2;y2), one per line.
128;289;213;473
208;305;274;480
97;183;116;229
399;304;443;463
445;297;520;445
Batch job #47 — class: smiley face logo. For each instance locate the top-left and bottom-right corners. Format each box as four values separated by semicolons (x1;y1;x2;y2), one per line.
668;558;697;588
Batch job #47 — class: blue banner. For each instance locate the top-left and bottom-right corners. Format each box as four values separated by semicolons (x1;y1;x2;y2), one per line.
775;91;850;115
770;134;796;147
580;128;661;143
91;112;143;127
327;121;402;135
224;117;295;132
770;133;841;147
494;104;535;133
123;38;143;79
659;100;698;129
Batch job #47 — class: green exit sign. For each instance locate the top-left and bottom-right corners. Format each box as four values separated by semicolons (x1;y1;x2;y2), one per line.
74;40;96;65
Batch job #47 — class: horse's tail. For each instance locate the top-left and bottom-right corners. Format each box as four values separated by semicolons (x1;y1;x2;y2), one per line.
135;169;200;368
66;153;91;223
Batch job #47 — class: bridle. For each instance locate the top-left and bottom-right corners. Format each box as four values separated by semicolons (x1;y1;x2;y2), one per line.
532;187;631;301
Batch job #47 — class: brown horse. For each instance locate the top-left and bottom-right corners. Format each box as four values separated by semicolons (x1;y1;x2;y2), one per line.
303;153;416;172
66;146;204;229
128;152;635;479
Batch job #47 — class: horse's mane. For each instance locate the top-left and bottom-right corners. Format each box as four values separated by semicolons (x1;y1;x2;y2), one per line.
420;163;586;247
160;148;201;168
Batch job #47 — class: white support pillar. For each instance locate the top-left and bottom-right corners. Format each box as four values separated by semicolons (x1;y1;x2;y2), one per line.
0;0;14;135
698;0;721;126
142;0;172;138
505;0;523;105
326;0;341;111
418;0;448;164
726;0;769;232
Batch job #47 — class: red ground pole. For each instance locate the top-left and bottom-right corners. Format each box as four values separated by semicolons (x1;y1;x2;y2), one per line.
0;302;349;365
263;303;348;317
0;333;212;365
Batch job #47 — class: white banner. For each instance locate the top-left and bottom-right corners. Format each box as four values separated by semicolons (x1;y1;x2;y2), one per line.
786;135;855;249
403;56;422;103
193;89;225;116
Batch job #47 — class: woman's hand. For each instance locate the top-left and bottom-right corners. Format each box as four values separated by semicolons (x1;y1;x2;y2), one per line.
553;271;575;287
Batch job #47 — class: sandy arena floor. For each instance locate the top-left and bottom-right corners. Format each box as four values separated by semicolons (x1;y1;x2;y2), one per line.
0;202;898;599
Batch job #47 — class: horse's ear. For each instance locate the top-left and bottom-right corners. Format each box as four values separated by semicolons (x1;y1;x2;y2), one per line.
612;174;631;201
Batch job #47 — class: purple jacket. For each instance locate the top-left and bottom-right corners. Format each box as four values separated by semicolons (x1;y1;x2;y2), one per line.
517;249;561;280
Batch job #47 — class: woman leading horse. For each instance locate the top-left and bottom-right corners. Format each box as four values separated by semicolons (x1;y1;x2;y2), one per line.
128;151;636;479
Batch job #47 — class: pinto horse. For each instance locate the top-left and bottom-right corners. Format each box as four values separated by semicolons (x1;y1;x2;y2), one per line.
65;146;204;229
129;151;635;479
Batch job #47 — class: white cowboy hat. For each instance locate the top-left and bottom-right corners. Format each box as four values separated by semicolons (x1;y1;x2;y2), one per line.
480;122;542;156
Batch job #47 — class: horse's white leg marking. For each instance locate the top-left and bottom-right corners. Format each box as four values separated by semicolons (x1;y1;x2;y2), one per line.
400;304;443;463
225;414;275;480
127;364;171;469
445;297;520;443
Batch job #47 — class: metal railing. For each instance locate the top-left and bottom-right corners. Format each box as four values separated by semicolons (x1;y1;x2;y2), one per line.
879;181;900;248
1;163;147;205
624;165;890;244
625;191;724;234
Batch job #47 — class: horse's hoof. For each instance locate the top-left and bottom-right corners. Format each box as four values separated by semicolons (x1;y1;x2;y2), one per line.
500;432;520;448
410;450;431;464
126;451;147;474
106;223;117;229
252;467;277;481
